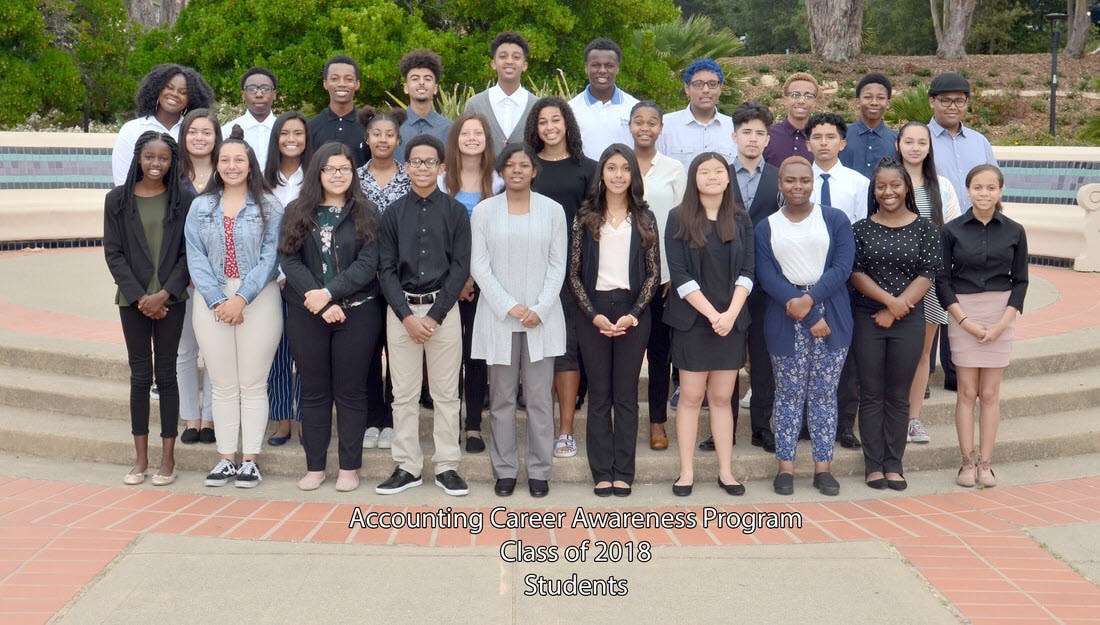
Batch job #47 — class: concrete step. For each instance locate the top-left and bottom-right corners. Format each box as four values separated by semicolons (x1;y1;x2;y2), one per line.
3;361;1099;433
2;404;1098;484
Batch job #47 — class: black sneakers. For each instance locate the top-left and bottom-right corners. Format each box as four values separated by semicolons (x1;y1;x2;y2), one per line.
434;470;470;496
235;460;262;488
204;458;237;487
375;468;423;495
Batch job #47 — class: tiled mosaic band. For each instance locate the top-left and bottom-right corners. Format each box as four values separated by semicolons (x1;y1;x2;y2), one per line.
999;159;1099;206
0;147;113;189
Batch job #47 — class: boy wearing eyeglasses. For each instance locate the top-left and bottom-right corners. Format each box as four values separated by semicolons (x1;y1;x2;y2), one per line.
377;134;472;497
656;58;738;170
763;72;819;167
222;67;278;169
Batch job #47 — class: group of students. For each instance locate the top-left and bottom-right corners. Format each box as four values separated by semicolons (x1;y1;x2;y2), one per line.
104;32;1028;498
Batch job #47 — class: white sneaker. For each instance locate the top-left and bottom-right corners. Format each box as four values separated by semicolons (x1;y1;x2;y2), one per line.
234;459;262;488
203;458;236;487
378;427;395;449
907;419;931;443
739;388;753;409
363;427;381;449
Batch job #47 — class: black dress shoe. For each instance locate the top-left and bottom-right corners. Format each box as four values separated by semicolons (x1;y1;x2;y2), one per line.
887;477;908;491
528;479;549;497
943;380;957;392
612;485;631;497
465;434;485;453
672;479;693;497
718;478;746;496
199;427;216;444
575;393;585;410
698;437;715;451
420;388;434;409
751;430;776;453
593;485;613;497
516;385;526;409
773;472;794;495
180;428;200;444
494;478;517;496
836;428;861;449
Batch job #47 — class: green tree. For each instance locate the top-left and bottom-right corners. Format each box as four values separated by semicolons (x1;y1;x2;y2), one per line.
721;0;808;54
864;0;936;55
0;0;83;126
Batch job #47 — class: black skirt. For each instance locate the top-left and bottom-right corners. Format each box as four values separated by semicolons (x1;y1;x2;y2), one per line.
671;318;747;372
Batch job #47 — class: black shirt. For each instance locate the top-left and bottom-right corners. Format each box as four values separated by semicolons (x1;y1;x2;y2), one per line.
532;156;597;229
937;210;1029;312
378;188;471;322
852;215;942;314
308;107;369;167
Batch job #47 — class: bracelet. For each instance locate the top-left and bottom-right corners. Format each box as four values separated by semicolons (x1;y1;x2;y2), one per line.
958;316;968;325
628;314;639;327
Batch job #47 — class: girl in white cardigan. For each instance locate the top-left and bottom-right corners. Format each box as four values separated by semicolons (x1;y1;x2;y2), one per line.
470;144;567;498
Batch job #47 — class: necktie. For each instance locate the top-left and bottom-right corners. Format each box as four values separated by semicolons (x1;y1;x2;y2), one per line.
820;173;832;207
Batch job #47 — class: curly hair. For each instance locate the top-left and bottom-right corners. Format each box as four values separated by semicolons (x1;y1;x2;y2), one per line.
264;111;313;190
491;31;529;58
134;64;214;118
576;144;656;248
806;112;847;138
177;108;222;188
279;142;379;256
523;97;584;164
121;130;187;224
398;49;443;81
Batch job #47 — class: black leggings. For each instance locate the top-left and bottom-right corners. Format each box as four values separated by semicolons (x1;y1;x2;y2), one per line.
119;304;185;438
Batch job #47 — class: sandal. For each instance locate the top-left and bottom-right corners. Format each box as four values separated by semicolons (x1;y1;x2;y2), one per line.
554;434;577;458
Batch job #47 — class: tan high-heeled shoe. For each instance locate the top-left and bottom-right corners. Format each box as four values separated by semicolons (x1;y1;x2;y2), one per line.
977;458;996;488
956;450;977;488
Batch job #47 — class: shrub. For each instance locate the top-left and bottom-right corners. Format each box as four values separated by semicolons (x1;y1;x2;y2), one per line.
885;84;931;125
0;0;84;127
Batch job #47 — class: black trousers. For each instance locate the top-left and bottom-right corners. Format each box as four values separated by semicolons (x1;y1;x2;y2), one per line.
745;288;774;436
579;290;651;485
287;302;381;471
939;326;956;387
119;304;185;438
459;292;488;431
853;311;923;476
645;286;672;424
365;298;393;429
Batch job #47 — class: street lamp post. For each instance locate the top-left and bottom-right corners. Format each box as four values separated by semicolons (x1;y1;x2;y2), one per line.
1045;12;1067;137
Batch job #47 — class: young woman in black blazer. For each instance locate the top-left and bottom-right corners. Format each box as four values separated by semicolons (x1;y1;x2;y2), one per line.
568;144;660;497
278;142;383;493
104;130;194;486
665;152;754;497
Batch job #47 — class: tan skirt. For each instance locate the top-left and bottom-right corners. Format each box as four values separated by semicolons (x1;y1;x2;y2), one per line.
947;291;1016;368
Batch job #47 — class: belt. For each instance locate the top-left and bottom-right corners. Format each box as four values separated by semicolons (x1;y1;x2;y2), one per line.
793;284;815;291
405;291;437;305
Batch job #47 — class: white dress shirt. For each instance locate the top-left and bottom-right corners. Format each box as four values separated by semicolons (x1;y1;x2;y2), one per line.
568;86;639;160
111;116;181;186
642;152;687;283
488;84;532;140
655;107;738;171
810;160;869;224
223;112;277;171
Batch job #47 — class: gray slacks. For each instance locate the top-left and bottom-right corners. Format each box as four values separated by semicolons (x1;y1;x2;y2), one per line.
488;333;555;481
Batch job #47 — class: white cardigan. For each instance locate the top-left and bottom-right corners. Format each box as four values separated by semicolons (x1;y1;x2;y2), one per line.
469;192;567;365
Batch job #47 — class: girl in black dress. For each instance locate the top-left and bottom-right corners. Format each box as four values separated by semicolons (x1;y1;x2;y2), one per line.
665;153;754;496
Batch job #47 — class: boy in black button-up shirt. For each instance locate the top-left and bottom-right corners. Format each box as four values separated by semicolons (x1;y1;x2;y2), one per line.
376;135;472;496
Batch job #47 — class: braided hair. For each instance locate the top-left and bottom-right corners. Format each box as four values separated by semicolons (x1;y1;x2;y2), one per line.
121;130;187;225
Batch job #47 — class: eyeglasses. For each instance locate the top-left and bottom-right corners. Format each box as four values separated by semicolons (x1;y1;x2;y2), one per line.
934;96;968;109
689;80;722;90
786;91;817;101
407;158;440;168
321;166;353;176
243;85;274;94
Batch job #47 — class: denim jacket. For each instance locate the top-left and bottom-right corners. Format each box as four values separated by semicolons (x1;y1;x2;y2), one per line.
184;191;283;308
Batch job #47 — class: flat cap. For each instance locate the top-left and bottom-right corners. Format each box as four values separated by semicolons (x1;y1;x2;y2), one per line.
929;72;971;96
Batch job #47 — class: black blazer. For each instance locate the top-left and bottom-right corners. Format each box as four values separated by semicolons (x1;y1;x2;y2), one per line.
730;161;781;226
103;185;193;305
663;207;755;332
278;202;380;311
567;210;660;321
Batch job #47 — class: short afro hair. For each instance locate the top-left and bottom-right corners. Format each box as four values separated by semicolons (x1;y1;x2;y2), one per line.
240;67;277;91
584;38;622;63
323;55;360;80
856;72;892;99
491;31;530;58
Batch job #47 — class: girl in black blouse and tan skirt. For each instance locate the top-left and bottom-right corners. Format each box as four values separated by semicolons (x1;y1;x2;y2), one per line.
938;164;1028;488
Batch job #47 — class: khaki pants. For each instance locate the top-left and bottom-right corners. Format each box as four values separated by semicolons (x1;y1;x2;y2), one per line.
386;303;462;476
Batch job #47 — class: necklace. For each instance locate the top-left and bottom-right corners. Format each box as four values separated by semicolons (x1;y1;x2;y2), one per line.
607;211;628;226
